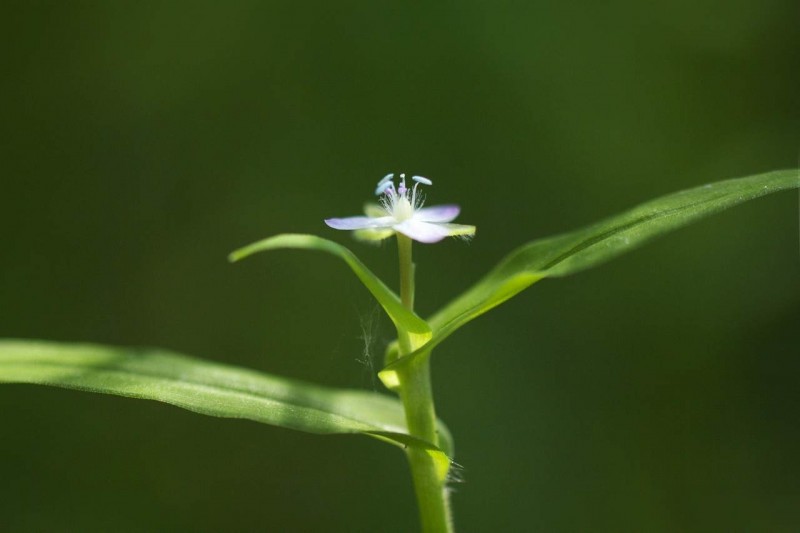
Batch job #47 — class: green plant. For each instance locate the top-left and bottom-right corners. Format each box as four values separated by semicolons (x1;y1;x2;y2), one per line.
1;169;796;532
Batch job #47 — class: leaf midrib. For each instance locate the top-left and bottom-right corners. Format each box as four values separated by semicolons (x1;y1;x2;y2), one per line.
0;359;400;432
540;195;719;271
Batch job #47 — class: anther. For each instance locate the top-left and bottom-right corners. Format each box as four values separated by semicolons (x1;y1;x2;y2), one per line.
377;173;394;186
375;181;394;196
411;175;432;186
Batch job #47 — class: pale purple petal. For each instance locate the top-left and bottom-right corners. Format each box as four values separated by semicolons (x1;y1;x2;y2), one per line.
414;204;460;223
393;219;451;243
325;216;394;230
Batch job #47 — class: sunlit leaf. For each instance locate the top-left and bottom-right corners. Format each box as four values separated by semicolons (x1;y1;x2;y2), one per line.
386;169;798;372
229;234;431;349
0;339;453;457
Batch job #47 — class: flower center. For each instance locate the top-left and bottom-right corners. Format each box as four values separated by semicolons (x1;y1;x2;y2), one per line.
375;173;432;221
394;195;414;221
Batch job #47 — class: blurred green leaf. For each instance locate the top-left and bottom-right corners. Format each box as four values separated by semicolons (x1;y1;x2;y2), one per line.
0;339;453;458
229;234;432;348
384;169;798;374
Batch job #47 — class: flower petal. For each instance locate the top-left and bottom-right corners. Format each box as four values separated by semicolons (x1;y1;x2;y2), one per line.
325;216;394;230
394;220;451;243
414;204;460;223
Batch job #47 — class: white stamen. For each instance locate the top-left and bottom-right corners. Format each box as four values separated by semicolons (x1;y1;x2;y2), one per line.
378;173;394;186
398;173;407;196
412;175;432;186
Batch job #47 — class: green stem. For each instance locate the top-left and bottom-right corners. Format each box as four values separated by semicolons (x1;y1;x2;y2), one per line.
397;233;415;311
396;234;453;533
396;234;414;355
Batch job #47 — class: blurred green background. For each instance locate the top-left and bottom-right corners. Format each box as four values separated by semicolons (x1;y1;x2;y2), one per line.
1;1;798;531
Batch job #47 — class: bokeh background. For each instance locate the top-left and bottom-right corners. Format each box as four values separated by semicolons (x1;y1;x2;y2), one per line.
1;2;798;531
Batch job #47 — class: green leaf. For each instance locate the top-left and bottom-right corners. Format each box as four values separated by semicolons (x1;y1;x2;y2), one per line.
384;169;799;375
229;234;431;349
0;339;453;458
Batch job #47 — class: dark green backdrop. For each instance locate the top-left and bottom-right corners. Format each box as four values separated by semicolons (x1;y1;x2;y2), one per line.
1;2;798;531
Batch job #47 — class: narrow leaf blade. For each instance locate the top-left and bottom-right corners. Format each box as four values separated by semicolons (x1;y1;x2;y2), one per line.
229;234;431;348
425;168;798;351
0;339;453;456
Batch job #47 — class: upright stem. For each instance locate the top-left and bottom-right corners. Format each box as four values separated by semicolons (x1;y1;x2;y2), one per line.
396;234;453;533
397;233;415;311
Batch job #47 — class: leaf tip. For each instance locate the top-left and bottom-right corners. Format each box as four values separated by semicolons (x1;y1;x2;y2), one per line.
227;249;244;263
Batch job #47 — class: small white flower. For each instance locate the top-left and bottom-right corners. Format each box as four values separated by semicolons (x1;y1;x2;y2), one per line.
325;173;476;243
